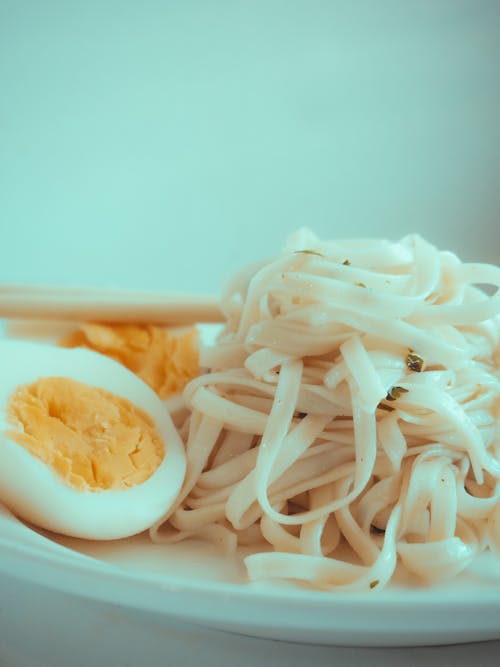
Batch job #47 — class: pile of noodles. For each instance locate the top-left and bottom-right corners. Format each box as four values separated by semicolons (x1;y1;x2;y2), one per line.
151;229;500;591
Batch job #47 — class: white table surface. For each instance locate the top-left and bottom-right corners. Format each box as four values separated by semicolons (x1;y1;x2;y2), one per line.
1;3;499;665
1;573;500;667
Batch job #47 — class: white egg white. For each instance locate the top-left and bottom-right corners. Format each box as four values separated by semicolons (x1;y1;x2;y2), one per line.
0;340;186;540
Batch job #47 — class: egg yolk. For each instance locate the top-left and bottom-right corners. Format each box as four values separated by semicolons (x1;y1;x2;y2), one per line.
59;324;199;399
6;377;165;492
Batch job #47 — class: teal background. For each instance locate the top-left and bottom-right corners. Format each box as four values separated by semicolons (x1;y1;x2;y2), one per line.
1;1;499;294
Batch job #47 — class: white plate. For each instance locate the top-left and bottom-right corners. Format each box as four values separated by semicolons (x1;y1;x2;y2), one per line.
1;322;500;647
1;502;500;648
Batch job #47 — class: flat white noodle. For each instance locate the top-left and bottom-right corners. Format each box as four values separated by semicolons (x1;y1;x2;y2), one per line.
151;230;500;592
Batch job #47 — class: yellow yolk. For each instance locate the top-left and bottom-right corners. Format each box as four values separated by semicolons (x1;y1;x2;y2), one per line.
59;324;199;399
6;377;165;492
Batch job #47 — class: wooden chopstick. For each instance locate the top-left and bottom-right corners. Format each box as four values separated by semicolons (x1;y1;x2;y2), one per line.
0;284;225;325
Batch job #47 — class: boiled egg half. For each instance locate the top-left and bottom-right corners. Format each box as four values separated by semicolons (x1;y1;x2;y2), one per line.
0;340;186;540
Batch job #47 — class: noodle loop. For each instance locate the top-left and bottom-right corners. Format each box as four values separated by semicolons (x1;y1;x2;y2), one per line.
152;231;500;591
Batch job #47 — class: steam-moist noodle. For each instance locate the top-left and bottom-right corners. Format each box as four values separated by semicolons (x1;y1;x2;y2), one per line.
151;230;500;590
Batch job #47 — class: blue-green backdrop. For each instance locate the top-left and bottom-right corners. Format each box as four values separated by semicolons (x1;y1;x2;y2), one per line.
1;1;499;294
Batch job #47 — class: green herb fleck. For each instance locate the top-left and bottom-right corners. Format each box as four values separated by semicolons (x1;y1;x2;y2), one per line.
386;386;409;401
377;403;395;412
294;249;324;257
406;351;424;372
370;580;380;589
355;282;367;288
342;259;351;266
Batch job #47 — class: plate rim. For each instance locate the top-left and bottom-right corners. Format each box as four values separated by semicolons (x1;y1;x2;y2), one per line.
1;527;500;648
